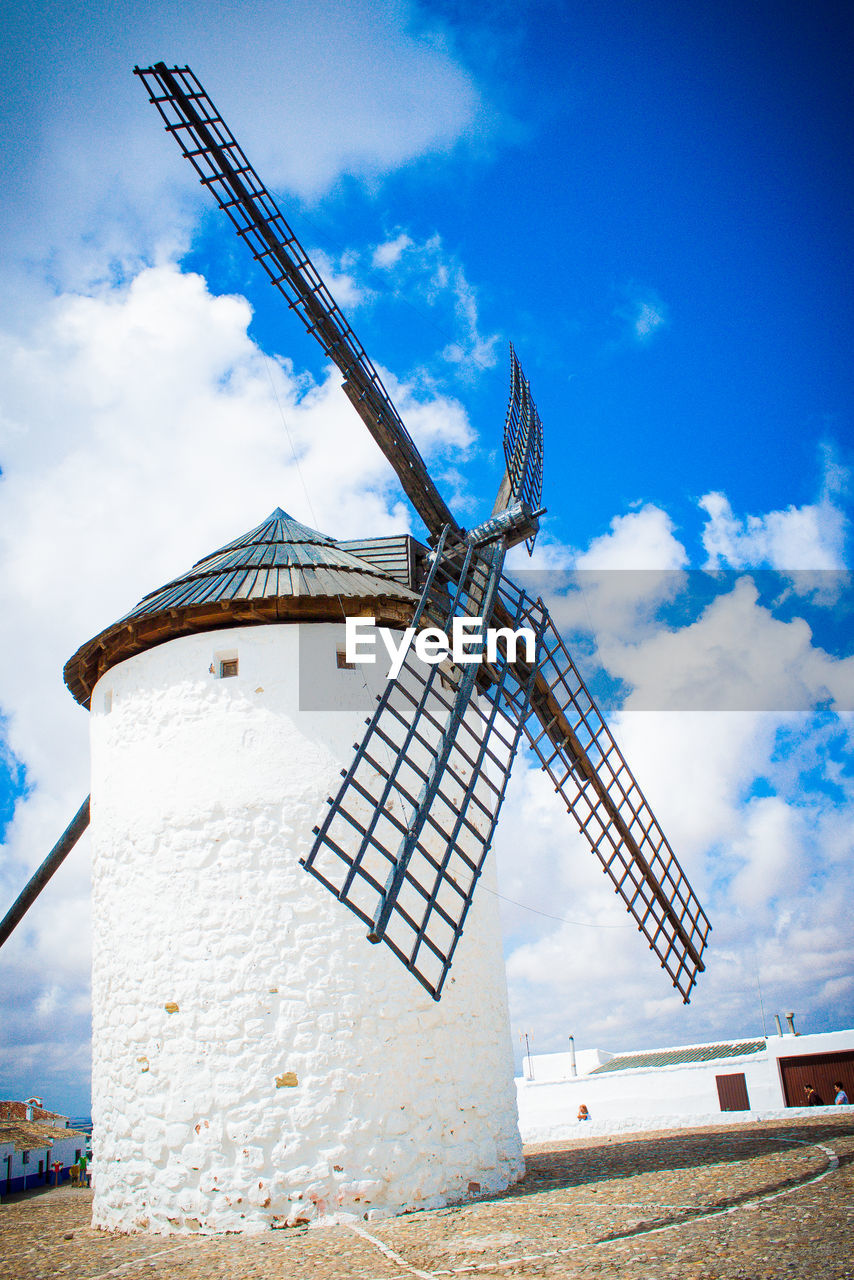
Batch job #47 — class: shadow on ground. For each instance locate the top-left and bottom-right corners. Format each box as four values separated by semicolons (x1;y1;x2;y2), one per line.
499;1120;854;1203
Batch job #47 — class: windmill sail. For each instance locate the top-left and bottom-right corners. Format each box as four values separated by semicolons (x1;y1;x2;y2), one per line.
303;535;547;998
498;344;544;553
0;797;91;950
521;612;710;1001
133;62;456;542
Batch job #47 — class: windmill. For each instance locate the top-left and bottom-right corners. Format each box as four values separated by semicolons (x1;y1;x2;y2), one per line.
0;63;710;1232
135;61;710;1005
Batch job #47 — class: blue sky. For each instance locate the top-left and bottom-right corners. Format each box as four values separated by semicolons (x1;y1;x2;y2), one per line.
181;0;853;555
0;0;851;1117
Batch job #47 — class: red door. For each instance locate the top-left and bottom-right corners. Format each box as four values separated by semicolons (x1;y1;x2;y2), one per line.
716;1072;750;1111
778;1050;854;1106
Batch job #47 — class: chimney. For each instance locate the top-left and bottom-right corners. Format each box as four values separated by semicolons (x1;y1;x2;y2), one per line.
25;1103;33;1121
568;1035;577;1078
785;1011;797;1036
774;1014;783;1037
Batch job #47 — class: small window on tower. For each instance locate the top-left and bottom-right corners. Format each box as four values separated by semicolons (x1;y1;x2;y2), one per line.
220;658;239;679
336;650;355;670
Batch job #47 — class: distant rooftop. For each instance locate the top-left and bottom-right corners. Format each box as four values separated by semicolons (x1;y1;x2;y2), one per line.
0;1100;66;1124
589;1039;767;1074
0;1120;87;1152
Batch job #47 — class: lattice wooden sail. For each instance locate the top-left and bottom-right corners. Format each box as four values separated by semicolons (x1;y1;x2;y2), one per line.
521;613;711;1001
502;343;544;552
303;535;547;998
133;62;456;540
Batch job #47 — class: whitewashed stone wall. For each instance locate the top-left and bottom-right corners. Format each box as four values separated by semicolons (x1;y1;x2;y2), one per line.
89;623;523;1234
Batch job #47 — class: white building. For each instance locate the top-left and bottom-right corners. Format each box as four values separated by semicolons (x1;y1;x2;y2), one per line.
63;510;523;1235
0;1100;88;1196
516;1026;854;1141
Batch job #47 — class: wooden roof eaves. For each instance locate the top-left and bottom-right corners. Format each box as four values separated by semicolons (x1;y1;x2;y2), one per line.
64;593;415;709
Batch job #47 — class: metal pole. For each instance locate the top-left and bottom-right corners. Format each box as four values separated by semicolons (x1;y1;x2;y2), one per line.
0;797;90;950
525;1032;534;1081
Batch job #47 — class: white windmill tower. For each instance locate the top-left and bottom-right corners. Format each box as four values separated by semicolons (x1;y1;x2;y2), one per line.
0;65;710;1235
62;510;529;1232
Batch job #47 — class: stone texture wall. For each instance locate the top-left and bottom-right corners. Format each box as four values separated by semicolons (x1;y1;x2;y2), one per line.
89;622;523;1233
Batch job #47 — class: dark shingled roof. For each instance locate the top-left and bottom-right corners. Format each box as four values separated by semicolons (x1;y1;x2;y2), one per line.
64;509;421;707
126;509;419;613
589;1040;767;1074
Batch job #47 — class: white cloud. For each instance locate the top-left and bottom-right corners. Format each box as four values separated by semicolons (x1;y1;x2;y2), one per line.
308;249;372;311
527;506;691;669
494;484;853;1063
700;467;848;572
611;577;854;713
576;505;688;571
0;262;477;1107
371;232;500;372
378;364;475;456
728;795;806;911
1;0;493;295
614;288;668;344
500;700;854;1056
633;299;668;340
372;234;414;269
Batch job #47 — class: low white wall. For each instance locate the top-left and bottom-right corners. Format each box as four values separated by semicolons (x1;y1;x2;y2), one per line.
517;1028;854;1142
518;1102;851;1144
518;1051;775;1137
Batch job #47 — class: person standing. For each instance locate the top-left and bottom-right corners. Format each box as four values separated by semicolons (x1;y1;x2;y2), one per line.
832;1081;849;1105
803;1083;824;1106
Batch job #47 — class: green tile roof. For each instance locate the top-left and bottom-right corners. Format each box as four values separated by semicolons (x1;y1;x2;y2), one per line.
589;1040;766;1074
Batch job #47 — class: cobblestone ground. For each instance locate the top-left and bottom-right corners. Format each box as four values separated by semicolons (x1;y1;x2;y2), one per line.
1;1117;852;1279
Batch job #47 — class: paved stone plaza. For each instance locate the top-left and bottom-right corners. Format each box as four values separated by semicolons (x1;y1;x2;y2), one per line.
1;1116;852;1279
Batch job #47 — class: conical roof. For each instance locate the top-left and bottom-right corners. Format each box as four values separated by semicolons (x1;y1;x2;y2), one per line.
127;508;414;613
64;509;420;707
